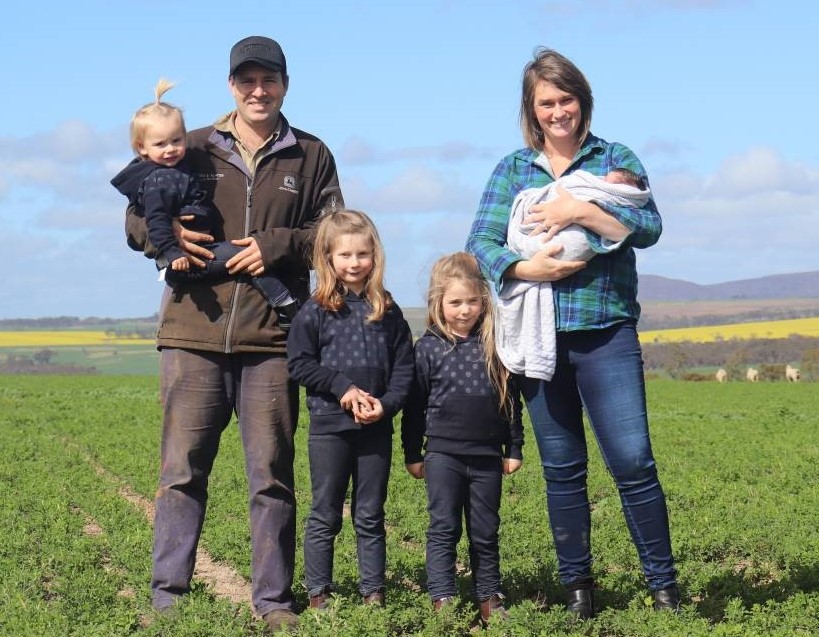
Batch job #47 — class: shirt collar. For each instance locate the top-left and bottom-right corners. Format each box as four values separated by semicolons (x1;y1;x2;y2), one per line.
529;133;605;173
214;112;280;145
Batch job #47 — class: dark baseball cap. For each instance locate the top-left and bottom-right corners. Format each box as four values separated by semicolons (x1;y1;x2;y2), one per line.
229;36;287;75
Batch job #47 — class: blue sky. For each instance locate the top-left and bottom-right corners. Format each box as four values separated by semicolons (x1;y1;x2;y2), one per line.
2;0;817;319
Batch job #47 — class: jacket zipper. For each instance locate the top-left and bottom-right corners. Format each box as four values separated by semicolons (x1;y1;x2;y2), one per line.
223;175;253;352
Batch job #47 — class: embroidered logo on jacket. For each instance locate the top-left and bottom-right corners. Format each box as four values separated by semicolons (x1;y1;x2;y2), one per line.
280;175;299;193
195;172;225;182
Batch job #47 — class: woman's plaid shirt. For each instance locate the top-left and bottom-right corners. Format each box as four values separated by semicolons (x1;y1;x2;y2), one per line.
465;134;661;331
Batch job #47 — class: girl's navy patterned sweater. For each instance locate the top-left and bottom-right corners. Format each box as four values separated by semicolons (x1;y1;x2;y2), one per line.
287;291;414;434
401;327;523;464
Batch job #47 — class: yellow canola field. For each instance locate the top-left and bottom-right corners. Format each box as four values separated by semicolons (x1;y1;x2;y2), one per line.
0;331;154;347
3;317;818;348
639;317;819;344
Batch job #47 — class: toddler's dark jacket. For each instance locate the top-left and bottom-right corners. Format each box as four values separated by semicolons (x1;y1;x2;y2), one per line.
111;158;212;267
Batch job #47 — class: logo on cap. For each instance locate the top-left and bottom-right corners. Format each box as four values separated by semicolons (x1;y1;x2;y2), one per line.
242;43;270;55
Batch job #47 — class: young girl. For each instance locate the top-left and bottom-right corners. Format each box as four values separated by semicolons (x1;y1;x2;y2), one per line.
401;252;523;625
111;79;299;330
286;209;414;609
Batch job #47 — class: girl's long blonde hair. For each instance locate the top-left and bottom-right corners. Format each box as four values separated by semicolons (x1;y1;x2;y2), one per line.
311;209;391;322
426;252;512;418
129;79;185;154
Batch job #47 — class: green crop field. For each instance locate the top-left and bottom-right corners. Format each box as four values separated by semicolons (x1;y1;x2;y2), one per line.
2;377;818;636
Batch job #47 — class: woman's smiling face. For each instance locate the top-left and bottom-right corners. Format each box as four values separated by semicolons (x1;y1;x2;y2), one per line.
533;80;581;145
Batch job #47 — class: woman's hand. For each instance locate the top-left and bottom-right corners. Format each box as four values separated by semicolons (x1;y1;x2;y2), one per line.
226;237;265;276
171;216;214;268
524;186;576;240
525;186;630;243
506;243;586;283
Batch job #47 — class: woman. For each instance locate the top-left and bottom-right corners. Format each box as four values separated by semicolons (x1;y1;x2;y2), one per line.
465;48;679;618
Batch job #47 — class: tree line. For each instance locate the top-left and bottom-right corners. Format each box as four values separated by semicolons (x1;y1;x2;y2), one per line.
642;335;819;381
638;306;819;330
0;315;159;330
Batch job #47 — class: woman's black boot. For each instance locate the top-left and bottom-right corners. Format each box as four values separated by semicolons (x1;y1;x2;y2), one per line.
653;585;681;612
565;582;595;619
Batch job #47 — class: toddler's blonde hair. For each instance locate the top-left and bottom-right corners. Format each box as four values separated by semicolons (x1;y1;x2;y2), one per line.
129;79;185;154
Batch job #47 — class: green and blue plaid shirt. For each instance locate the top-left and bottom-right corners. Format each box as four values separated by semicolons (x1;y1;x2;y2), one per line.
465;134;661;331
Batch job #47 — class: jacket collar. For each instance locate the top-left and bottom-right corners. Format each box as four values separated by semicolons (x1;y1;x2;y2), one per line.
205;113;299;165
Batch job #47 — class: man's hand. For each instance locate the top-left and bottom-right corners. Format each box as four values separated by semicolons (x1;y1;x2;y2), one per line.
405;462;425;479
172;216;214;268
226;237;265;276
503;458;522;475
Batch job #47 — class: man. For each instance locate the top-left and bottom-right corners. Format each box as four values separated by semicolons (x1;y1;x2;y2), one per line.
125;35;344;632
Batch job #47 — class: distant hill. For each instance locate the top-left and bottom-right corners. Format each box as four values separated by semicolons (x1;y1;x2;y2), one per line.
636;270;819;329
2;272;817;333
638;270;819;302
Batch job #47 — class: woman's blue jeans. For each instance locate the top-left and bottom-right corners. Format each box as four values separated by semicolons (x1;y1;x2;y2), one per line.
518;320;676;591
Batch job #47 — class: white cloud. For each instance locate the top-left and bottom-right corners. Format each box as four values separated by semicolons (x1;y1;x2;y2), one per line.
50;120;119;161
1;121;124;164
704;147;819;197
378;210;476;306
0;123;131;233
2;224;160;318
344;164;481;215
646;147;819;283
640;137;690;159
340;137;377;164
40;195;124;230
